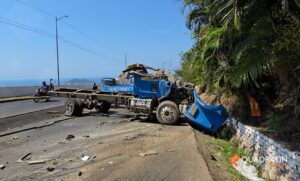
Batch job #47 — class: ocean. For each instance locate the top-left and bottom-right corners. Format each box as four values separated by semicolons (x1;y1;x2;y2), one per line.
0;78;99;87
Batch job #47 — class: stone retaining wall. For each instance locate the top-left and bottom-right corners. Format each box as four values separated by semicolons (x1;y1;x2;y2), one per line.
231;119;300;181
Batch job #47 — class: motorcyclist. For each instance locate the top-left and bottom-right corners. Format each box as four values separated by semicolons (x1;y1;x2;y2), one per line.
39;81;49;96
92;82;99;91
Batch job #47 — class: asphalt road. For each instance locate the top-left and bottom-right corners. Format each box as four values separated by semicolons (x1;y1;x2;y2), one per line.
0;108;213;181
0;98;66;118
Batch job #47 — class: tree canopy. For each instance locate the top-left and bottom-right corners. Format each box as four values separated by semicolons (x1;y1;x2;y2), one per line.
180;0;300;121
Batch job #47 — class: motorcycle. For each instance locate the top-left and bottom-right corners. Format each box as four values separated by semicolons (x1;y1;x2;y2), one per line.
33;89;51;103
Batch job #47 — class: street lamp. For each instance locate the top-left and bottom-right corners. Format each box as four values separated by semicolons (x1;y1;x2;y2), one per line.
56;15;68;87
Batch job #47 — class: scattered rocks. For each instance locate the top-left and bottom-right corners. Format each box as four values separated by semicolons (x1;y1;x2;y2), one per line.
78;171;83;176
138;150;158;158
108;161;114;164
66;135;75;141
83;135;90;138
0;164;5;170
166;149;176;152
16;152;32;163
28;160;46;165
81;155;90;161
11;136;18;140
47;167;55;172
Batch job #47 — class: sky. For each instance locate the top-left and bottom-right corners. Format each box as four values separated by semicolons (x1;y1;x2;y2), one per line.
0;0;192;82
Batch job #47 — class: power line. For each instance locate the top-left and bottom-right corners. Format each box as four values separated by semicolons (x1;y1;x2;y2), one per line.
16;0;113;48
16;0;56;18
0;17;122;63
62;22;111;48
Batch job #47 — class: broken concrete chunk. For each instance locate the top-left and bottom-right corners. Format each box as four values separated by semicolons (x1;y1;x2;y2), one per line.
166;149;176;152
66;134;75;141
138;153;146;157
16;152;32;163
47;167;55;172
28;154;58;165
11;136;18;140
138;150;158;157
28;160;46;165
0;164;5;170
81;155;90;161
145;150;158;155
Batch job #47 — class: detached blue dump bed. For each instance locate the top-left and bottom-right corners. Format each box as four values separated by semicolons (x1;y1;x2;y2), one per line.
184;89;229;132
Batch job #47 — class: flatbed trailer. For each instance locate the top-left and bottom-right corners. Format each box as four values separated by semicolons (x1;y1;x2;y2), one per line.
49;84;191;125
49;64;194;125
49;64;230;132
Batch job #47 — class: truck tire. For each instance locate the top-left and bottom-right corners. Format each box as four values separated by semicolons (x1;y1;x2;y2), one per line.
156;100;179;125
95;101;111;113
75;99;83;116
65;98;80;116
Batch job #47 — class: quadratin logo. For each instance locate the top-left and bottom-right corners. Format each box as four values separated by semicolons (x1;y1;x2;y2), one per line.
230;153;297;168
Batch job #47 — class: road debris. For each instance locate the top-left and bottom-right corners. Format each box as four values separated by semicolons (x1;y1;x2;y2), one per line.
47;167;55;172
78;171;83;176
11;136;18;140
16;152;32;163
47;111;60;114
66;134;75;141
138;150;158;158
81;155;90;161
82;135;90;138
28;160;47;165
108;161;114;164
28;153;59;165
166;149;176;152
0;164;5;170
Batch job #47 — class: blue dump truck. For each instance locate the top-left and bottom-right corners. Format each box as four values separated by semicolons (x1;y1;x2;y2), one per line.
50;64;229;132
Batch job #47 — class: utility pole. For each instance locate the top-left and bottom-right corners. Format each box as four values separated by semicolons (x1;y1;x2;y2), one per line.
55;15;68;87
125;53;127;68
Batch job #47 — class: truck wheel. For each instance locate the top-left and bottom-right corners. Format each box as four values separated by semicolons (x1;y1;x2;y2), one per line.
156;100;179;125
65;98;79;116
75;99;83;116
95;101;111;113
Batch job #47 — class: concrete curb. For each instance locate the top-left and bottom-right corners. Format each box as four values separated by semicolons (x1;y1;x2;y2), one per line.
0;116;72;137
0;96;33;103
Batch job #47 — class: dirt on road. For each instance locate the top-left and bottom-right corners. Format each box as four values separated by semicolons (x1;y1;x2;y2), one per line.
0;108;214;181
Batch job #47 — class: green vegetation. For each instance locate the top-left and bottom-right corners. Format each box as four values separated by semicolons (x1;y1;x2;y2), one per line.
180;0;300;126
204;135;249;180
